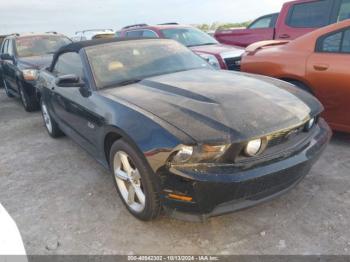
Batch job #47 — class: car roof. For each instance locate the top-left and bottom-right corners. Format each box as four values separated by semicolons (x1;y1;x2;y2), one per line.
122;24;194;31
6;33;66;40
50;38;160;71
56;37;159;54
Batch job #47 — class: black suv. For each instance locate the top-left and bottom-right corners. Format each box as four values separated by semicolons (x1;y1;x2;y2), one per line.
0;33;71;111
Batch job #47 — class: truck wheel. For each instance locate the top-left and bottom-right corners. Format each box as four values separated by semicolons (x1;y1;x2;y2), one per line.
41;100;64;138
109;140;161;221
18;83;40;112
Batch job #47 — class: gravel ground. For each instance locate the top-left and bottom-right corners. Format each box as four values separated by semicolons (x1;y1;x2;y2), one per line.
0;89;349;255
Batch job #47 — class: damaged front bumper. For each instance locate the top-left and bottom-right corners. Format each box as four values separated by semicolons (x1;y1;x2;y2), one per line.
159;118;332;222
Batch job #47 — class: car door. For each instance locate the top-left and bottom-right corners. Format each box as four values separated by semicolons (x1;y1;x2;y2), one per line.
306;27;350;131
0;40;8;86
240;14;278;45
5;39;18;91
276;0;335;40
1;40;11;89
50;52;103;153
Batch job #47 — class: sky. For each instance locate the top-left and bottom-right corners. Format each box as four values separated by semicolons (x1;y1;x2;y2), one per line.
0;0;289;37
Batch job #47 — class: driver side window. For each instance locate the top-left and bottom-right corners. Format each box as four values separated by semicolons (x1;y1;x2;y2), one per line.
7;40;14;56
248;16;273;29
53;52;84;79
1;40;9;54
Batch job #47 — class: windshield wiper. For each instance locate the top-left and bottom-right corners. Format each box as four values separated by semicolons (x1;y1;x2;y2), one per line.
187;43;217;47
103;79;142;89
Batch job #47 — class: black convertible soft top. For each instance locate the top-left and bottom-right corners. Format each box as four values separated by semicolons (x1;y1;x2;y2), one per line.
50;37;158;72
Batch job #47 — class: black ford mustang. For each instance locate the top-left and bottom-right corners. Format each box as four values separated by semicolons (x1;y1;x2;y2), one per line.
36;38;331;221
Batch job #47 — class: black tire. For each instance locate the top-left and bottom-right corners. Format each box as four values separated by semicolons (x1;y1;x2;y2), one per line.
3;79;14;98
18;82;39;112
40;99;64;138
109;140;161;221
287;80;314;95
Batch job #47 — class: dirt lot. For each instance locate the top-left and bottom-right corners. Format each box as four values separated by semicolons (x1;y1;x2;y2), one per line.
0;89;349;255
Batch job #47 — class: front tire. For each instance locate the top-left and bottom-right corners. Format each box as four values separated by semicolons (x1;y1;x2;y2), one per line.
18;82;39;112
41;100;64;138
109;140;161;221
3;80;14;98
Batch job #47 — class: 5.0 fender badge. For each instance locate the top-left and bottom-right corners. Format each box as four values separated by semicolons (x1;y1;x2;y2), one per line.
88;122;95;129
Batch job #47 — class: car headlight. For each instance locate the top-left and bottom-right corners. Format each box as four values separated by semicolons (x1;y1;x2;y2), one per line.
170;144;229;164
171;146;194;164
304;117;317;131
22;69;38;81
198;53;221;70
244;138;264;157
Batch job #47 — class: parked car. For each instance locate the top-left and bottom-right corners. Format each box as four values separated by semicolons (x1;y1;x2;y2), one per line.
215;0;350;47
0;33;71;111
241;19;350;133
116;23;244;71
36;38;331;221
72;29;115;41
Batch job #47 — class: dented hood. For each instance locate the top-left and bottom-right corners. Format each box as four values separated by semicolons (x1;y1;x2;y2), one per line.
102;69;323;143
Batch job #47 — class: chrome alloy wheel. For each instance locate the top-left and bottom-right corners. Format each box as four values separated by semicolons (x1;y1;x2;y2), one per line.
41;102;53;133
113;151;146;213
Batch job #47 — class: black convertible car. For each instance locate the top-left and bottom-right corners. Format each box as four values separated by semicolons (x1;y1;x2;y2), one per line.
37;38;331;221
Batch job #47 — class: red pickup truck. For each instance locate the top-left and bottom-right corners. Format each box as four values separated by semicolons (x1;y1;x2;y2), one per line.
215;0;350;47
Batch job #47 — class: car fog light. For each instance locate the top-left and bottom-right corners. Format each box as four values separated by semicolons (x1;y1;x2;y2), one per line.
172;146;193;163
244;138;262;157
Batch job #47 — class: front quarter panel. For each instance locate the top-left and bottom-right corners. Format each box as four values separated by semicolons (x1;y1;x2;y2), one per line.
94;93;195;172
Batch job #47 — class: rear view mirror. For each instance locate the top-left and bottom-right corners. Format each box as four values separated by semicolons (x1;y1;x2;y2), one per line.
56;74;85;88
0;53;14;61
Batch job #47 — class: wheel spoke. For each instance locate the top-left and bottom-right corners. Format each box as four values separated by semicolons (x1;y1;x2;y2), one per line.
132;170;141;181
134;185;145;206
127;184;136;205
115;169;129;181
120;153;133;174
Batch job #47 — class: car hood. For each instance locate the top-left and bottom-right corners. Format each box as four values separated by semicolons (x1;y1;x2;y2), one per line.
190;43;244;58
17;55;53;70
101;69;323;143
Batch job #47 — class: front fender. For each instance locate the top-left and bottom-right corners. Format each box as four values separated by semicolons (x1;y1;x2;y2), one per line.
97;95;195;173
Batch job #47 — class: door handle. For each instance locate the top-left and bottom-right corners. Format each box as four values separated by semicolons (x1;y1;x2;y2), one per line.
279;34;290;39
313;64;329;71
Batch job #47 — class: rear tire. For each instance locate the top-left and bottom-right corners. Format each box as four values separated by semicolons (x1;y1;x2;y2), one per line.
18;82;39;112
109;140;161;221
41;100;64;138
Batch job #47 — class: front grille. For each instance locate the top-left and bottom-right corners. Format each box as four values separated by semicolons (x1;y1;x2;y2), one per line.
224;57;241;71
267;125;304;148
233;123;315;166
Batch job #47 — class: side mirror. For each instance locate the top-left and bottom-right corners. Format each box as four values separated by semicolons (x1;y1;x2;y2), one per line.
0;53;14;61
55;74;85;88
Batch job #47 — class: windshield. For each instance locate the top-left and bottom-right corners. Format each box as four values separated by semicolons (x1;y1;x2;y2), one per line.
15;35;71;57
85;39;211;89
161;28;218;47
